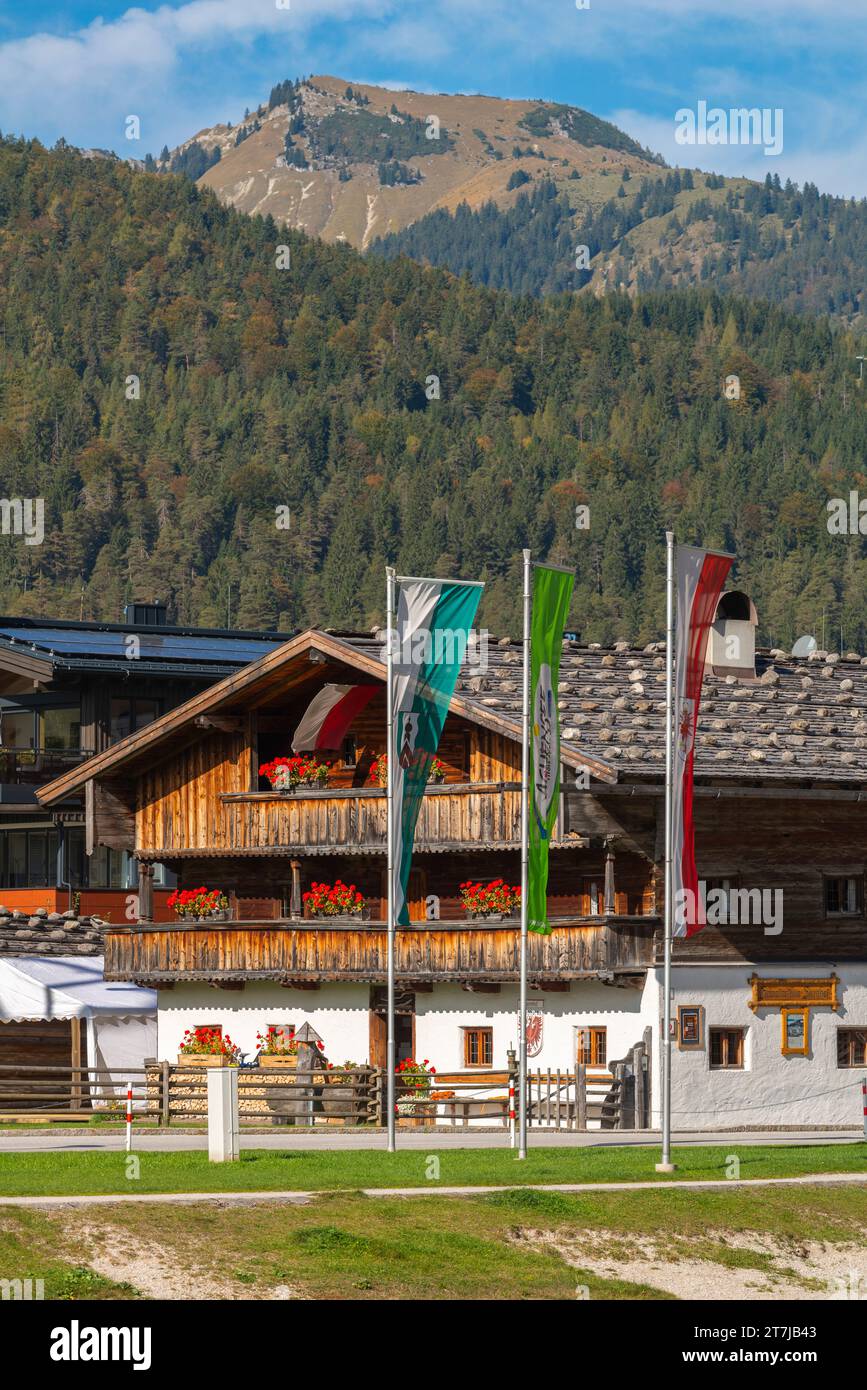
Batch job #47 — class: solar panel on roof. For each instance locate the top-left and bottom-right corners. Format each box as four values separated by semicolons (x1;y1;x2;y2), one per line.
0;625;286;664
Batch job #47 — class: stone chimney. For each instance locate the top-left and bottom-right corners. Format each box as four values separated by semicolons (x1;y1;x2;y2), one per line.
705;590;757;680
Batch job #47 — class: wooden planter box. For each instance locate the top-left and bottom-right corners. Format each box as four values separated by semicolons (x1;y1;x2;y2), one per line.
258;1055;298;1070
177;1054;234;1067
397;1101;437;1126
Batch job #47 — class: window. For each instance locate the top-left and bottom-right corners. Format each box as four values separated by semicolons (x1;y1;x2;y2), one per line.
576;1026;607;1066
463;1027;493;1068
110;698;160;743
781;1006;809;1056
88;844;127;889
824;876;863;917
0;826;59;888
341;736;356;767
62;828;128;889
709;1028;745;1070
40;707;81;751
837;1028;867;1068
0;709;34;749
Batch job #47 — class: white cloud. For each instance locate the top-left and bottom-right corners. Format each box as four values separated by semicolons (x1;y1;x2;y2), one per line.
0;0;864;197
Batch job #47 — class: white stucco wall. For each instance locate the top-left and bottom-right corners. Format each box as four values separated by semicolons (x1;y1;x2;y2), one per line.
157;982;371;1064
646;964;867;1130
414;981;655;1075
158;979;655;1074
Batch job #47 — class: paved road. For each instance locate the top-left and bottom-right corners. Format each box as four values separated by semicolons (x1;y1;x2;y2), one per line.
1;1170;865;1210
0;1128;862;1153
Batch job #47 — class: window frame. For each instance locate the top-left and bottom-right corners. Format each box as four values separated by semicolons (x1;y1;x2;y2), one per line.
462;1026;493;1069
709;1026;746;1070
780;1006;809;1057
576;1025;607;1067
109;696;162;744
837;1027;867;1069
823;873;864;919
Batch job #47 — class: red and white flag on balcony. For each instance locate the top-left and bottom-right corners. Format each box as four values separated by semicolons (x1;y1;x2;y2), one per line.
673;545;734;937
291;684;378;753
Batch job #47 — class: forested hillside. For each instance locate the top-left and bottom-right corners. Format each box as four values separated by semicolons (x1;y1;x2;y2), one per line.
373;171;867;325
1;137;867;647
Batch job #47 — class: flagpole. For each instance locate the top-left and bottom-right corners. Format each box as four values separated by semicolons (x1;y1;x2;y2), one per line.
656;531;677;1174
518;548;531;1161
386;565;397;1154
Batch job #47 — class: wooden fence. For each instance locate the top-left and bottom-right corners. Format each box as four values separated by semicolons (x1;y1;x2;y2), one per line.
0;1040;649;1130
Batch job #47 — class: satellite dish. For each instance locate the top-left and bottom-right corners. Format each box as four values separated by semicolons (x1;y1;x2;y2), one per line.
791;635;817;658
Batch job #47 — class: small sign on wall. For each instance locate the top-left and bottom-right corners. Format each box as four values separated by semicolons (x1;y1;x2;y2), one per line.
677;1004;704;1050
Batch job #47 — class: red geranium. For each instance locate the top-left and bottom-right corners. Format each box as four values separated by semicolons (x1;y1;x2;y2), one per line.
303;880;365;917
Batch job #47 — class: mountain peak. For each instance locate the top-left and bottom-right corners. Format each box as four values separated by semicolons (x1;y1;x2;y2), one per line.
162;75;662;251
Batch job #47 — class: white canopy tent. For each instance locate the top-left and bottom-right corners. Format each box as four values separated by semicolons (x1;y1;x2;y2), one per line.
0;956;157;1099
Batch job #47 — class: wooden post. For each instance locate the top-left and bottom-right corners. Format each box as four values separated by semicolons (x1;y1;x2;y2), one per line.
576;1062;587;1131
138;860;154;923
603;838;616;915
633;1042;646;1130
161;1059;171;1127
289;859;303;919
70;1018;82;1112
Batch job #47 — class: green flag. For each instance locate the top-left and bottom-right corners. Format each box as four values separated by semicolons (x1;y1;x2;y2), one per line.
391;576;483;926
528;564;574;934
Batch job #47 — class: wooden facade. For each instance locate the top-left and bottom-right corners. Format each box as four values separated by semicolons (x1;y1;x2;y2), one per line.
37;628;867;992
102;918;657;985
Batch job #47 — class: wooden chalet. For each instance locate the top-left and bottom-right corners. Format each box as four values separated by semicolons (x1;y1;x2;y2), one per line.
35;604;867;1128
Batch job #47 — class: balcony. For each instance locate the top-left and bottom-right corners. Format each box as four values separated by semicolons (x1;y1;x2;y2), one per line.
103;913;660;984
142;782;535;857
0;746;95;801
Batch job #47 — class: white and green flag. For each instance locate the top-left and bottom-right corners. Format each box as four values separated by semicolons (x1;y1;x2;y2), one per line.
390;576;483;925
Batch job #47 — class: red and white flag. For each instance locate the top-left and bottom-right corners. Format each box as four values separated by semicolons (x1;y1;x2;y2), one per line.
291;684;378;752
673;545;733;937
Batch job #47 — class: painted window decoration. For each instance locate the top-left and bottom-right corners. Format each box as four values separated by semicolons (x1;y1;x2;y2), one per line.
709;1027;745;1070
824;874;864;917
837;1028;867;1068
781;1006;809;1057
576;1025;606;1067
463;1027;493;1068
677;1004;704;1050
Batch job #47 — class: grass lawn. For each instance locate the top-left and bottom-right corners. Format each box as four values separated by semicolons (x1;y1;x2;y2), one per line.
2;1183;865;1300
0;1141;865;1197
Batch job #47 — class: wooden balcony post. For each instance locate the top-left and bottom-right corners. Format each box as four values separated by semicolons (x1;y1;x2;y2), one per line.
138;860;154;923
289;859;303;919
603;838;616;915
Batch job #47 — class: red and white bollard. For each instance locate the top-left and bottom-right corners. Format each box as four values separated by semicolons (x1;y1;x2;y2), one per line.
509;1078;516;1148
126;1080;133;1153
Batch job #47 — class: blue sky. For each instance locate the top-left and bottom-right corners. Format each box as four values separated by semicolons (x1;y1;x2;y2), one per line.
0;1;864;196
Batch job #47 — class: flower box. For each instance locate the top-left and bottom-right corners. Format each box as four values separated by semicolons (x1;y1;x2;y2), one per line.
177;1054;234;1067
397;1104;437;1127
465;911;509;922
258;1054;298;1069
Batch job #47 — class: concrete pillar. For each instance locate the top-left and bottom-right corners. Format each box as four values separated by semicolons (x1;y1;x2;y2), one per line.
207;1067;240;1162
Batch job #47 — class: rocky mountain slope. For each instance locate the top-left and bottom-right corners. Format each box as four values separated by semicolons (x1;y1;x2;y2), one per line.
164;74;663;252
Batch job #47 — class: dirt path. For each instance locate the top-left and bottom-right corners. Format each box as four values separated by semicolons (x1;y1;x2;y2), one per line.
63;1218;305;1301
512;1227;867;1300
